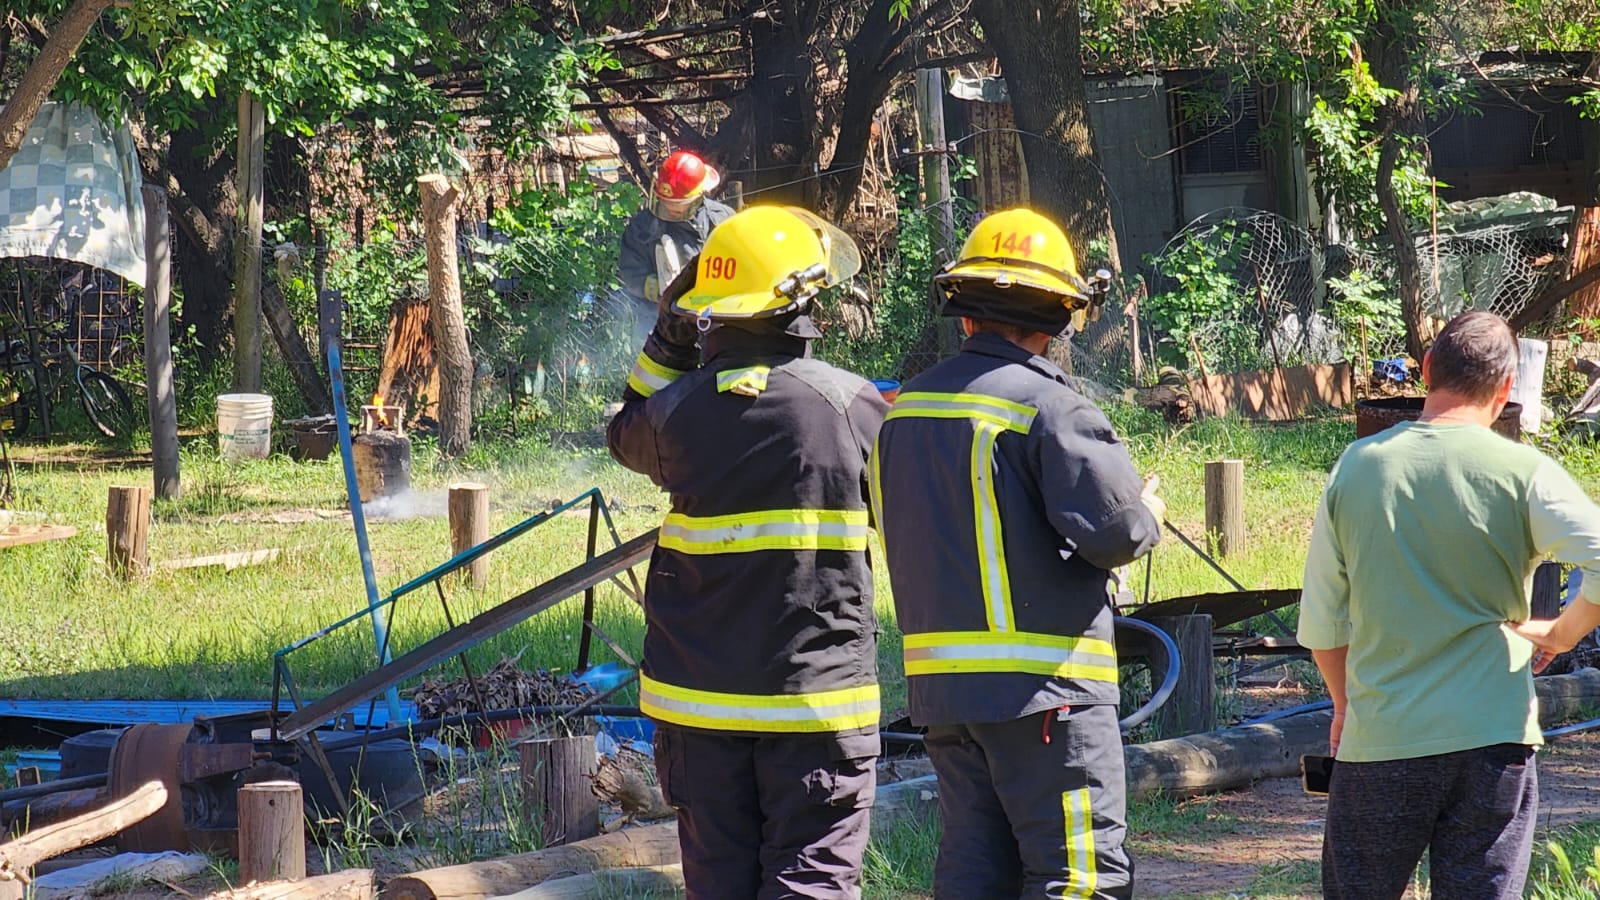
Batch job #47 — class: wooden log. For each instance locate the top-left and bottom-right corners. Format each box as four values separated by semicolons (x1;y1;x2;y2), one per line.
488;864;684;899
520;736;598;847
0;780;166;894
1203;460;1244;557
2;787;108;833
1149;615;1216;738
106;485;151;577
382;820;680;900
201;869;374;899
142;184;181;500
449;483;491;590
1532;561;1564;620
589;755;671;821
1125;667;1600;799
238;781;305;884
418;173;472;458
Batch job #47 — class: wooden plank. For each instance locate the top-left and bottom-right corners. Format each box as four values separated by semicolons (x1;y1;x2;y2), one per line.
277;529;658;741
0;524;77;550
159;548;282;572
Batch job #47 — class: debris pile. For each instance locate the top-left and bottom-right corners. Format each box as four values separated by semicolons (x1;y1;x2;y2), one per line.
410;657;594;719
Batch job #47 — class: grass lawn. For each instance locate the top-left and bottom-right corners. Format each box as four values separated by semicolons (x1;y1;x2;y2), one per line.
6;409;1600;897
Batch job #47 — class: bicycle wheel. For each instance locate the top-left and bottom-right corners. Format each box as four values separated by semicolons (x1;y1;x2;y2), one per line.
78;370;135;438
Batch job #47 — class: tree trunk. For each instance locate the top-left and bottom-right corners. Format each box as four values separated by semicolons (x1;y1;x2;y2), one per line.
0;0;117;173
1367;2;1429;360
970;0;1120;269
418;173;472;457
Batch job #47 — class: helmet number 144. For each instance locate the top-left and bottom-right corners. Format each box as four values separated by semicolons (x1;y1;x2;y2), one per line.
990;232;1034;257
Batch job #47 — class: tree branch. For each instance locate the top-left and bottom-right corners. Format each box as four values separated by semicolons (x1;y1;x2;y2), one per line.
0;0;118;173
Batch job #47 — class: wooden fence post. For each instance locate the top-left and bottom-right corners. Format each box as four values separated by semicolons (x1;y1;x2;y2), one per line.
106;485;151;577
232;91;265;393
141;185;180;500
1204;459;1245;558
520;735;598;847
238;780;305;884
448;482;491;589
1149;614;1216;739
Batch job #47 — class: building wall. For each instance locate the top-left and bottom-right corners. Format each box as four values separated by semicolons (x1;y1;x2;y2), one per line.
1086;75;1180;272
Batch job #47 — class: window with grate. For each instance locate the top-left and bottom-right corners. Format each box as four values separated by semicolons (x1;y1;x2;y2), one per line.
1430;93;1585;170
1172;81;1265;175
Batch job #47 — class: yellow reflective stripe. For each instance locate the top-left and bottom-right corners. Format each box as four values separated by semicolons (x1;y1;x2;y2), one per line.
868;436;886;551
658;508;870;554
885;391;1037;433
972;421;1012;631
627;351;689;398
1063;787;1098;898
639;675;880;732
716;365;771;396
902;631;1119;681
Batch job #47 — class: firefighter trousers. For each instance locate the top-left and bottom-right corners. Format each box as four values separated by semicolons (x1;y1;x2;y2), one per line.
653;723;877;900
925;705;1132;899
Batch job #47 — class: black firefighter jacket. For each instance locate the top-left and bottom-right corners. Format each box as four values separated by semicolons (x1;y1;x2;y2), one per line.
871;332;1161;727
616;199;735;305
608;326;889;755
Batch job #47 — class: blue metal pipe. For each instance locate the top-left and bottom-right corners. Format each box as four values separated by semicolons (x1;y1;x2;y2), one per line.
327;340;405;725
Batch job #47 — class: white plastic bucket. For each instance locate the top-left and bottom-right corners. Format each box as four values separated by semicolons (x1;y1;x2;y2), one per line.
1510;338;1548;434
217;393;274;460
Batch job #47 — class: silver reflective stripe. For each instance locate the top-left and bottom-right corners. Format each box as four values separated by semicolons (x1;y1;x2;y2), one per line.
971;421;1012;631
903;643;1117;671
887;392;1037;433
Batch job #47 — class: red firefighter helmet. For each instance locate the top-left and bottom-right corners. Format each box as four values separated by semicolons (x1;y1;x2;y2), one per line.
654;151;721;202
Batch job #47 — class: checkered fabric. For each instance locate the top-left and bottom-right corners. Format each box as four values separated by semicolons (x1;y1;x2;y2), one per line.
0;101;146;286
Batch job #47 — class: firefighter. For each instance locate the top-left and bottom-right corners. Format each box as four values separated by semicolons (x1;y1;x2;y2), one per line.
607;205;888;900
869;208;1165;899
616;150;735;343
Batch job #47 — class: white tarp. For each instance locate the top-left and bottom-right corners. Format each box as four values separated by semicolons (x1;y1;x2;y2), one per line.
0;101;145;286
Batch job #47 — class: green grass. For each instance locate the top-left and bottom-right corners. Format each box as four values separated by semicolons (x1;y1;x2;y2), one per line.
7;407;1599;709
1529;822;1600;899
863;811;940;899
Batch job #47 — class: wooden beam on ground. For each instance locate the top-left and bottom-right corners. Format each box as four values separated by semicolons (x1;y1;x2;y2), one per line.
0;524;77;550
277;529;658;741
158;548;281;572
383;820;681;900
0;780;167;898
489;865;685;899
199;869;374;899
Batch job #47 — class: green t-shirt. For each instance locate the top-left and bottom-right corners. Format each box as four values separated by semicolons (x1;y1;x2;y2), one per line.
1298;421;1600;762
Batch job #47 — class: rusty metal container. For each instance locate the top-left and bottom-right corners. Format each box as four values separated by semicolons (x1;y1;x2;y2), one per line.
1354;397;1522;441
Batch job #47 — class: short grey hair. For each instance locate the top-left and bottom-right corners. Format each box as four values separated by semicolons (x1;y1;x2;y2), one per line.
1426;311;1519;402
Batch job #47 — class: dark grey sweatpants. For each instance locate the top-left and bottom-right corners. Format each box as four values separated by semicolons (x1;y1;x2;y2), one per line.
653;723;877;900
1324;742;1538;900
925;705;1131;899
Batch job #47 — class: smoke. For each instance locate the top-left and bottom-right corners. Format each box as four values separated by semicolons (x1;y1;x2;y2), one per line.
363;489;449;522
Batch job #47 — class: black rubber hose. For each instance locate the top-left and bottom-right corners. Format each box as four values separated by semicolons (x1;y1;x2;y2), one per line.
1116;615;1182;733
0;772;107;804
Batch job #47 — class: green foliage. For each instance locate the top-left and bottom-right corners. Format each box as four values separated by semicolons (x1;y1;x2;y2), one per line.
1305;95;1438;240
1142;227;1262;373
1529;826;1600;900
1325;267;1404;352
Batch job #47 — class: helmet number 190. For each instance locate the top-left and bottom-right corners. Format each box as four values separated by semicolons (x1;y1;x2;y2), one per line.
705;256;738;280
990;232;1035;258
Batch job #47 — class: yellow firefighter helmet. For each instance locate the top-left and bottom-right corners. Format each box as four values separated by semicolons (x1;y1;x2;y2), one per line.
934;208;1109;333
673;206;861;321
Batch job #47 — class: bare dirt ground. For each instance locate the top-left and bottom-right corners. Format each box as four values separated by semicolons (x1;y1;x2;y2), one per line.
1133;728;1600;899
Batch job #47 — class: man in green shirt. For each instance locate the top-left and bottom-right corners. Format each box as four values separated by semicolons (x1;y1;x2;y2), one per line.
1299;310;1600;899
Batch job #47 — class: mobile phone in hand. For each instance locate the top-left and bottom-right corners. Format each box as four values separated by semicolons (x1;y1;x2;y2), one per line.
1302;754;1336;795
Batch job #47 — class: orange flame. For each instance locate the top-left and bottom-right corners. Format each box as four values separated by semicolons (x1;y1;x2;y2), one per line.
372;394;389;428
